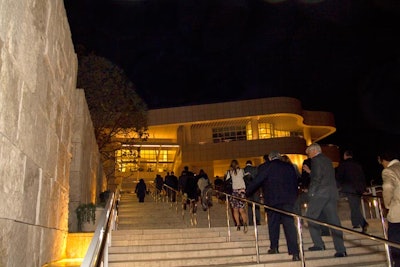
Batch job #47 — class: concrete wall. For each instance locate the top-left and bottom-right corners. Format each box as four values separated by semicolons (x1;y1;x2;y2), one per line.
0;0;103;266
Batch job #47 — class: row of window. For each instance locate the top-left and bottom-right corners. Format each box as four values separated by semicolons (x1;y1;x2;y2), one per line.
212;123;299;143
116;123;302;173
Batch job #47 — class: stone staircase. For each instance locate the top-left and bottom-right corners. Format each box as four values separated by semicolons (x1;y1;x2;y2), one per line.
109;192;388;267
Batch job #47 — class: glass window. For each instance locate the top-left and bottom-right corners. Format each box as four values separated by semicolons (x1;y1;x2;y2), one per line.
115;145;178;173
212;125;247;143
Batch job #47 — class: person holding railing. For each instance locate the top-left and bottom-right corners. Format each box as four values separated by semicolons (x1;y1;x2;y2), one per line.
246;151;300;261
303;143;347;258
183;168;199;215
336;149;369;233
165;171;178;202
378;150;400;267
244;160;261;225
154;174;164;197
197;169;213;211
226;159;248;233
179;166;193;210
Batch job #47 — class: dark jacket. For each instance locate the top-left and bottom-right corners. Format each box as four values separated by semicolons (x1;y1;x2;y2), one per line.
165;173;179;190
309;153;338;199
184;174;199;200
246;158;298;206
336;158;366;194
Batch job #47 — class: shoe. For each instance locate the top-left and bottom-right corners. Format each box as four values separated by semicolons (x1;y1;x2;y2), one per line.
268;248;279;254
243;223;248;233
334;251;347;257
237;226;241;231
362;223;369;233
292;254;300;261
353;225;361;229
308;245;325;251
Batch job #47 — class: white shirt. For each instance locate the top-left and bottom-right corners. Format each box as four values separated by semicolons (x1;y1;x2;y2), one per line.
227;168;246;190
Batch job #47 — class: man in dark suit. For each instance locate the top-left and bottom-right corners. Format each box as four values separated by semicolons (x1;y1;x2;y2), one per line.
246;151;300;261
303;143;347;258
336;150;369;232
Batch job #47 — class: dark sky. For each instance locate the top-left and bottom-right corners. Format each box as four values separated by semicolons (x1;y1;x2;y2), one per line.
64;0;400;180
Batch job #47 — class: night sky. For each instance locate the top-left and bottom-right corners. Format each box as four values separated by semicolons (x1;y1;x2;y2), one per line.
64;0;400;181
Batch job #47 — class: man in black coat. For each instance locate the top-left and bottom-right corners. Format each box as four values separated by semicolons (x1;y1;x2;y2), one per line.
246;151;300;261
336;150;369;232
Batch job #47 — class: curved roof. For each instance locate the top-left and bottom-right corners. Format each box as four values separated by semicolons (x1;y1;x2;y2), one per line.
148;97;335;143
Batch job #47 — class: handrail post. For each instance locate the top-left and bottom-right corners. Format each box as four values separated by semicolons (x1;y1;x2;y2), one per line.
252;202;260;263
295;215;305;267
206;192;211;228
378;197;393;266
225;194;231;242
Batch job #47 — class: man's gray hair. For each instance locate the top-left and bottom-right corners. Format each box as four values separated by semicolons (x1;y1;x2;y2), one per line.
268;151;281;160
306;143;322;154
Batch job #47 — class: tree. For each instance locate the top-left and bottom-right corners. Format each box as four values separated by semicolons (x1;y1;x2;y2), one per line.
77;51;148;182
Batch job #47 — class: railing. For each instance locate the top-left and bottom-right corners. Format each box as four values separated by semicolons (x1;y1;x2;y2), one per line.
161;184;199;226
82;185;400;267
159;185;400;267
80;188;120;267
227;190;400;267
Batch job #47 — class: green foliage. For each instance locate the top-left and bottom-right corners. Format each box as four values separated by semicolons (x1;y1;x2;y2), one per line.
76;51;149;180
77;53;148;136
75;203;96;232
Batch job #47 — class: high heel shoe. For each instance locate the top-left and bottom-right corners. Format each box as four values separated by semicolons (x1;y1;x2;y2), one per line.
236;225;241;231
243;223;248;233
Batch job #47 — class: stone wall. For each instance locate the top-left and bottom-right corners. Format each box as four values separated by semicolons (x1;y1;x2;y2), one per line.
0;0;104;266
69;89;107;233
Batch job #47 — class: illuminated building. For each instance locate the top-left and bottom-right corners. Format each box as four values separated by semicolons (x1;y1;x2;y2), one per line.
114;97;339;183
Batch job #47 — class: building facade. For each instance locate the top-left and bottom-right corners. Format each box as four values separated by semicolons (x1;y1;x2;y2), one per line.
114;97;340;183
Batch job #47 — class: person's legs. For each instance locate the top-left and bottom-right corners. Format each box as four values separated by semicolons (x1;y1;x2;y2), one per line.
280;204;299;255
267;210;280;251
318;212;331;236
348;194;366;228
306;196;326;249
388;222;400;267
324;198;346;254
239;203;248;233
248;193;261;225
233;208;241;229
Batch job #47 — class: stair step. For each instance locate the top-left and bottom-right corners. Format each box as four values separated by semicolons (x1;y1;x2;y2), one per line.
108;192;388;267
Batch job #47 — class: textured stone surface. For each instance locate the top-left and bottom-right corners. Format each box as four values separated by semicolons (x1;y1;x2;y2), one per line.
0;0;104;266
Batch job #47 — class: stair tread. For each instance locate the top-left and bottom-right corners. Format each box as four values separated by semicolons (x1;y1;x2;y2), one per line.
108;192;388;267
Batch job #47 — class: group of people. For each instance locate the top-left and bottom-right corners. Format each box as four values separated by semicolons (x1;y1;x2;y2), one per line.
225;151;301;260
143;166;213;213
132;143;400;266
177;166;213;212
225;143;376;262
224;142;400;265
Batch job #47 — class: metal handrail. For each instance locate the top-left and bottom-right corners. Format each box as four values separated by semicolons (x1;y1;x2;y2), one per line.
81;189;120;267
216;189;400;267
84;186;400;266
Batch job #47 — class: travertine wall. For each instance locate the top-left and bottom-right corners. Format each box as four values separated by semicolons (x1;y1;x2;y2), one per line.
69;89;107;233
0;0;104;266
